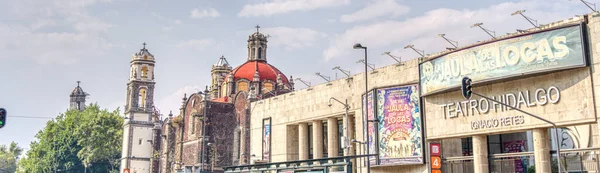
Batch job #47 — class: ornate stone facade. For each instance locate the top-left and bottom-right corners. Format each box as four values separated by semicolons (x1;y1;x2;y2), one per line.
157;28;293;173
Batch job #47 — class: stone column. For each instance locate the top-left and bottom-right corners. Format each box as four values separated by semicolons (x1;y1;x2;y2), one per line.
313;120;324;159
344;115;355;156
472;135;489;173
327;117;339;157
298;123;309;160
533;128;551;173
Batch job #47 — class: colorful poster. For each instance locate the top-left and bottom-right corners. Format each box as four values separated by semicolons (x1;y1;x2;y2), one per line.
376;85;423;165
362;91;376;165
503;140;527;173
263;118;271;161
419;24;587;96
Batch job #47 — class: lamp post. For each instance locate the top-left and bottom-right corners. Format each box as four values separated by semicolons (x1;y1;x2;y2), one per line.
328;97;350;155
353;43;371;173
198;86;210;172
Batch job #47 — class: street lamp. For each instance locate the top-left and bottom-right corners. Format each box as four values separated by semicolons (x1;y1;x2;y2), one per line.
470;23;496;39
328;97;351;154
353;43;371;173
511;10;539;28
198;86;210;172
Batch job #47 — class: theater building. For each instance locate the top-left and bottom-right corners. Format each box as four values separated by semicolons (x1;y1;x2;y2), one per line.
232;12;600;173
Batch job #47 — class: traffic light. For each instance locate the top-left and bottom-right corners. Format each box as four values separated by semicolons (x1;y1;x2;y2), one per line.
461;77;473;99
0;108;6;129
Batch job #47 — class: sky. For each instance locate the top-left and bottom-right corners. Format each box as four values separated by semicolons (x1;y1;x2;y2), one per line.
0;0;593;153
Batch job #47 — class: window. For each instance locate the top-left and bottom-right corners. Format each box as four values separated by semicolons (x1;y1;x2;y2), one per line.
323;122;328;158
308;124;313;159
258;47;263;60
338;119;343;156
191;115;196;134
139;138;143;145
143;55;148;60
237;81;249;92
141;66;148;78
461;137;473;156
139;88;147;108
263;83;274;93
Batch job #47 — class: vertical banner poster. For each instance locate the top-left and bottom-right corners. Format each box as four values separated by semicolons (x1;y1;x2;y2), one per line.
376;84;423;165
362;90;376;165
263;118;271;161
366;91;377;165
430;143;442;173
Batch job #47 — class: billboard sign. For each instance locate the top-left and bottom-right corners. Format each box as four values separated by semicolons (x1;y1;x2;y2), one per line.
419;24;587;96
376;84;423;165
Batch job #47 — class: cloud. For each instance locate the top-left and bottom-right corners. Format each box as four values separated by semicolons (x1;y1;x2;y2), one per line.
261;27;327;50
324;0;586;61
238;0;350;17
176;39;216;50
190;8;221;19
340;0;410;23
0;0;116;64
156;85;203;116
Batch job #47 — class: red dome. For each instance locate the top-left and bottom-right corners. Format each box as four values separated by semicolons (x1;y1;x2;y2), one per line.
228;60;289;83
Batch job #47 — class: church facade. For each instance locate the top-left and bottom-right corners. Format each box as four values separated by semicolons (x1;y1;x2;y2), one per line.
160;28;294;173
119;27;295;173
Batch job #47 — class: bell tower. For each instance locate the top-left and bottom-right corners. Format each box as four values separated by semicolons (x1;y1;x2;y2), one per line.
69;81;88;111
121;43;157;173
211;55;232;99
247;25;268;61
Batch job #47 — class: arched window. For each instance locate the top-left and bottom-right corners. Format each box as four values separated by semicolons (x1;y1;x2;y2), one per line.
258;48;263;60
139;88;147;108
143;55;148;60
141;66;148;78
238;81;249;92
263;83;274;93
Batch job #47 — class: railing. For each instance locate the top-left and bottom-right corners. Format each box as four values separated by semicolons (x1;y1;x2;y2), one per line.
559;148;600;173
442;148;600;173
442;156;474;173
489;151;534;173
223;154;377;173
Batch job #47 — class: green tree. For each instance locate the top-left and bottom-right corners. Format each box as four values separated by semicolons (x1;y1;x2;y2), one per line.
0;141;23;173
18;104;123;173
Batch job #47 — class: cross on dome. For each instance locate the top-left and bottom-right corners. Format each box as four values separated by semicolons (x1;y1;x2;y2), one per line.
255;25;260;33
142;42;147;49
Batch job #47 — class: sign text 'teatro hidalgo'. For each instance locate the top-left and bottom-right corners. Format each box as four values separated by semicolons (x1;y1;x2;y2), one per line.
419;24;587;96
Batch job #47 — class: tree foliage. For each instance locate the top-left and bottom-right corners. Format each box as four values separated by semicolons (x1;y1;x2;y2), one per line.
0;141;23;173
18;104;123;173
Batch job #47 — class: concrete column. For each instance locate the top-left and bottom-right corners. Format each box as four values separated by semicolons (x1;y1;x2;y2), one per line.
533;128;551;173
327;117;339;157
298;123;309;160
313;120;324;159
472;135;489;173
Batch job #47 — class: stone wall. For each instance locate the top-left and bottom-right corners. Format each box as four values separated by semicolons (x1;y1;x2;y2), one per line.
250;59;421;172
244;11;600;173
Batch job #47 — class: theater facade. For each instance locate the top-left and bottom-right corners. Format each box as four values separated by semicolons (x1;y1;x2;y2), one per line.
231;12;600;173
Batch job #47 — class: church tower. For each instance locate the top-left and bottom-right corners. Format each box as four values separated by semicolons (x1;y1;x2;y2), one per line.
210;55;232;99
121;43;157;173
69;81;88;111
247;25;268;61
